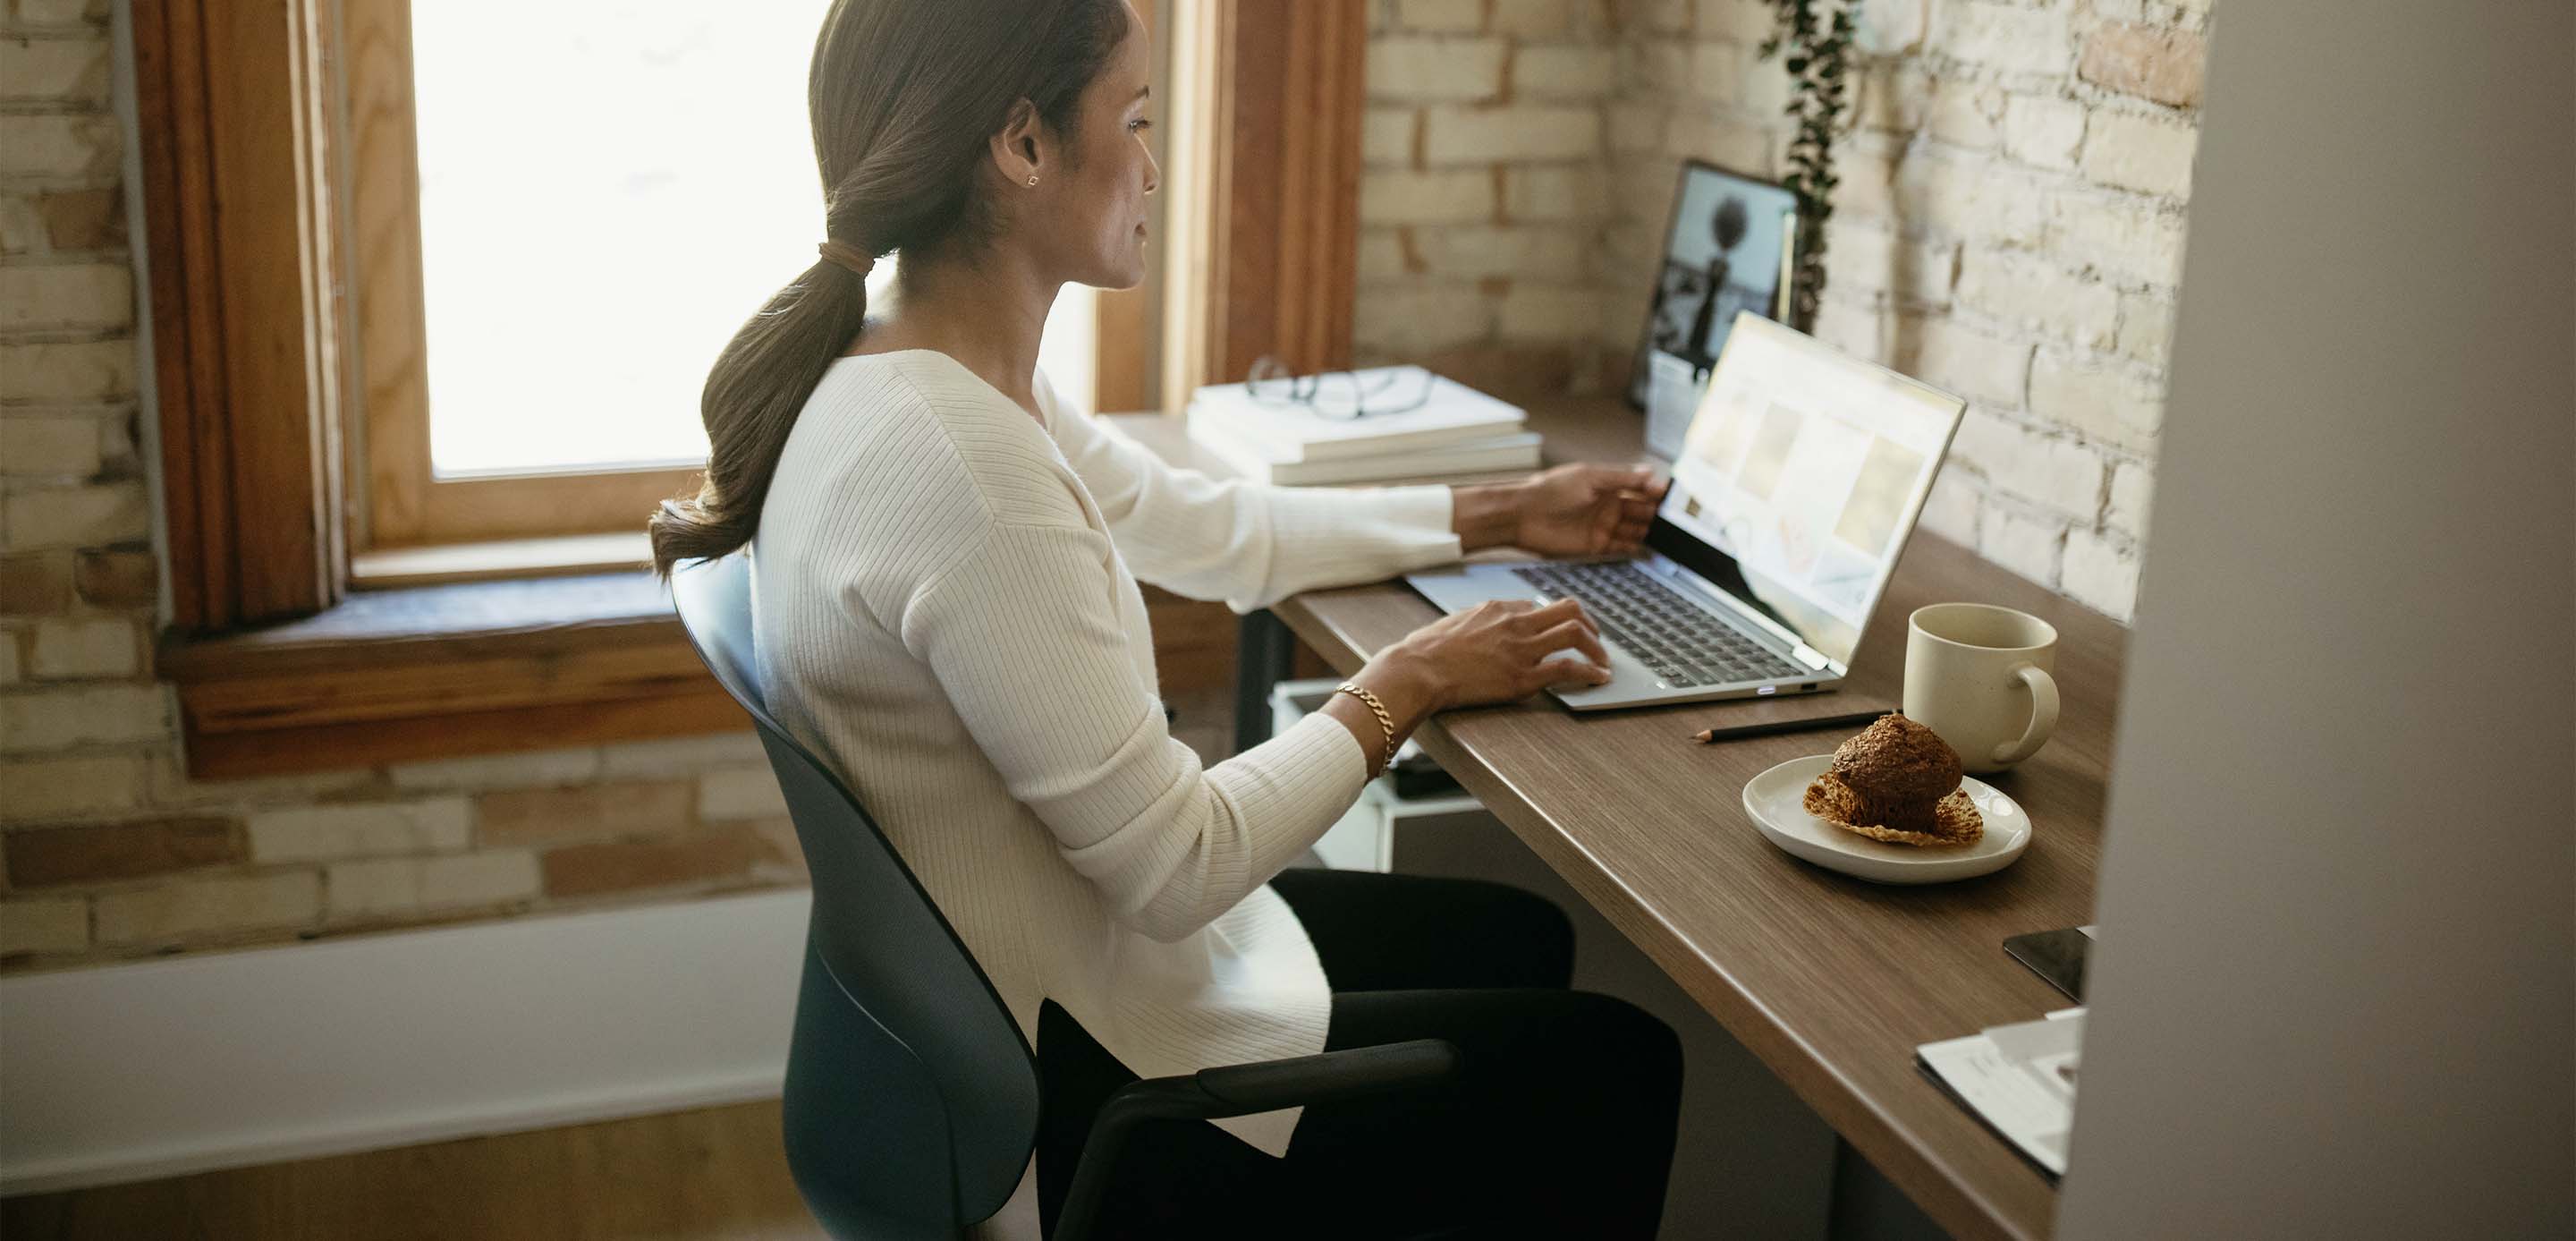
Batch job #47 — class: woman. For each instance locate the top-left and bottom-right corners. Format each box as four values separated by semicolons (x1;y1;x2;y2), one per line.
649;1;1683;1235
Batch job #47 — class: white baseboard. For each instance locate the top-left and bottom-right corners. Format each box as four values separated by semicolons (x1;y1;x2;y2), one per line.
0;888;812;1196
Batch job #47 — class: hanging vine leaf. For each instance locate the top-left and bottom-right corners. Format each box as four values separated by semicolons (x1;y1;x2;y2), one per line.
1758;0;1858;332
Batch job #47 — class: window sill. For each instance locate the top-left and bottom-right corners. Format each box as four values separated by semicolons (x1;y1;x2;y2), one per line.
161;571;742;778
164;557;1244;779
350;531;655;589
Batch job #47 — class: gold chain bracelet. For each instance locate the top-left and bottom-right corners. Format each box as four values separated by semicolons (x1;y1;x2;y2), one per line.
1333;682;1398;772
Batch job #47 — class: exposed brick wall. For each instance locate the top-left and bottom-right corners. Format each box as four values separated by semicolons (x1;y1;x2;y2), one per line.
1;0;2208;971
1355;0;1626;397
1361;0;2216;620
0;2;808;973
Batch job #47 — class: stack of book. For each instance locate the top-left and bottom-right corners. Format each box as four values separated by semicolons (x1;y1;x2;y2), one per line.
1184;366;1540;485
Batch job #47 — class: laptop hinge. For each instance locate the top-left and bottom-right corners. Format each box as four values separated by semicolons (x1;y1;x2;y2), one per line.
1791;643;1832;672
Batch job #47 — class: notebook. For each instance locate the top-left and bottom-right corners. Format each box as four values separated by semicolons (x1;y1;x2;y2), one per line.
1916;1007;2084;1180
1187;366;1527;463
1187;416;1542;484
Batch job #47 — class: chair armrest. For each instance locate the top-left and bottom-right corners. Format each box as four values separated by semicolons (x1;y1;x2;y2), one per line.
1194;1037;1461;1114
1051;1039;1460;1241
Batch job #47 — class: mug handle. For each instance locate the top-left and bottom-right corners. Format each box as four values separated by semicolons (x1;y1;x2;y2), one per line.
1991;664;2060;767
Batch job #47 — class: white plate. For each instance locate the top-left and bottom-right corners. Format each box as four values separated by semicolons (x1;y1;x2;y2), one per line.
1741;755;2032;885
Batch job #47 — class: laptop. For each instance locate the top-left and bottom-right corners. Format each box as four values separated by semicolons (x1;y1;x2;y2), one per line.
1405;313;1967;711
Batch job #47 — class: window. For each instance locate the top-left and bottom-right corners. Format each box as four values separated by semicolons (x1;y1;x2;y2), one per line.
408;2;840;476
351;0;1111;555
139;0;1356;771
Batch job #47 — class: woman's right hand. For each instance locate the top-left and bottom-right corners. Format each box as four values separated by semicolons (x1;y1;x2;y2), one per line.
1344;598;1613;737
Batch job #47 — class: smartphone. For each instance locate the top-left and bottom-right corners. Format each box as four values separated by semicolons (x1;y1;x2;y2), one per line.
2004;926;2094;1002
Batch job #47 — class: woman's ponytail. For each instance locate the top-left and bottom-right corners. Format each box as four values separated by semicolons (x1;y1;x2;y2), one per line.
649;254;872;576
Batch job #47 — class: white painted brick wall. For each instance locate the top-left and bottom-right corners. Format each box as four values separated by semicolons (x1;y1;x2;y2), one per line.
1359;168;1495;224
2107;461;2155;538
2061;528;2142;618
1979;506;2069;587
95;872;322;946
1368;37;1508;102
2030;350;2165;450
1514;46;1615;98
0;33;110;102
0;413;106;477
2081;111;2199;197
1501;166;1608;221
0;752;146;820
1363;107;1417;165
1423;105;1600;164
1577;0;2207;622
697;766;791;822
326;852;542;921
1488;0;1578;38
0;263;130;330
1412;225;1588;280
1354;285;1497;352
1910;319;2032;410
2002;95;2086;169
1395;0;1482;34
27;615;132;678
0;339;133;402
386;746;604;792
1945;3;2073;77
0;683;165;751
1956;250;2121;350
1;896;89;954
248;799;475;863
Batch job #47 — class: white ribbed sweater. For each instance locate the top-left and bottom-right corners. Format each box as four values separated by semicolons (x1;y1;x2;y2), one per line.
750;350;1462;1155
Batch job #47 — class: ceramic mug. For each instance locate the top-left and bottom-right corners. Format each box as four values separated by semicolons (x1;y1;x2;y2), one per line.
1903;603;2061;774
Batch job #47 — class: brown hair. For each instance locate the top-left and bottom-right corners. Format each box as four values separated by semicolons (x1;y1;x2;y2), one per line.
648;0;1131;575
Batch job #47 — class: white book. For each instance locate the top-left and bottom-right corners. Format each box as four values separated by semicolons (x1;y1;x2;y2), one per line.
1915;1007;2085;1178
1189;415;1542;484
1189;366;1525;463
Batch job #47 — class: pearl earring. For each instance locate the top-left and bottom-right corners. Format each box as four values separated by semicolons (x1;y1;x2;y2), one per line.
1025;174;1039;187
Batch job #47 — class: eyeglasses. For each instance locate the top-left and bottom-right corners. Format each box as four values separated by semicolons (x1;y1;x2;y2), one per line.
1244;356;1435;421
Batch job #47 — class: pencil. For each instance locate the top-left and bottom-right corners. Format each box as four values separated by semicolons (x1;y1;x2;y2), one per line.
1690;709;1889;744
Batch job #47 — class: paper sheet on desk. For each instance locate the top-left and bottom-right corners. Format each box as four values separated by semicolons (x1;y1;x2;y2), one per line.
1917;1007;2084;1178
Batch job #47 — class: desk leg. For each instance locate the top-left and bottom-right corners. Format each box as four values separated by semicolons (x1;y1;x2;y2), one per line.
1233;609;1297;755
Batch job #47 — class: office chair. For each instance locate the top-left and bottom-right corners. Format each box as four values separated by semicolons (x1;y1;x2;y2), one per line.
669;554;1460;1241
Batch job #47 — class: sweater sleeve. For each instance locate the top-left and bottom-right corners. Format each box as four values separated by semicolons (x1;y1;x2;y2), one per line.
1041;376;1464;612
901;519;1373;943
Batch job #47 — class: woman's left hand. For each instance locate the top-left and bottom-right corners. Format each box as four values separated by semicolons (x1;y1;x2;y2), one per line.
1513;463;1667;557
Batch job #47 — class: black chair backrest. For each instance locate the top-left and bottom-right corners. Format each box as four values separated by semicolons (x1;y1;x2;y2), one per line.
670;555;1040;1237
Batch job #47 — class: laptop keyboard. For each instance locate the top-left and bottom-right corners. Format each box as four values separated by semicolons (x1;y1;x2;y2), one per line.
1512;562;1811;688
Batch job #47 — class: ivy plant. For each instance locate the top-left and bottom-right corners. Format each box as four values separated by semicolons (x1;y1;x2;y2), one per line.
1758;0;1857;332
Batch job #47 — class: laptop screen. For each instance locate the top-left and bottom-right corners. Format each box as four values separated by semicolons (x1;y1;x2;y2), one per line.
1648;313;1966;668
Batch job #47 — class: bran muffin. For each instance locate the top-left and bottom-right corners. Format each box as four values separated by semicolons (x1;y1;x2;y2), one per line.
1802;713;1984;847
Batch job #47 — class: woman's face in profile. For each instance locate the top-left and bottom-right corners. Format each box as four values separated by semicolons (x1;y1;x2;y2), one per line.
1046;1;1160;291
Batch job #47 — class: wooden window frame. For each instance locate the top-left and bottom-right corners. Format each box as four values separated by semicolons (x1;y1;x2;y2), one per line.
138;0;1368;776
1161;0;1368;401
134;0;350;631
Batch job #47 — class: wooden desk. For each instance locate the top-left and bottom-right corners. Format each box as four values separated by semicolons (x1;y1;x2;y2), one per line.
1111;400;2123;1241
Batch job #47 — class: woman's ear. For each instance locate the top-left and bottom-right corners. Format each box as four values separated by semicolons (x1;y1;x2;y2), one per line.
990;98;1046;187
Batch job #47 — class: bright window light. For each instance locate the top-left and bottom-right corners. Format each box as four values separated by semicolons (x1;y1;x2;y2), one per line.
414;3;843;476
